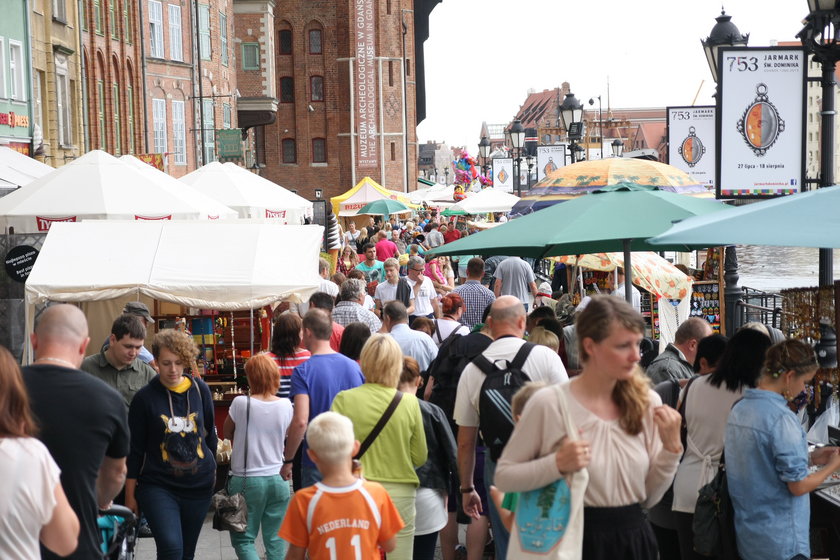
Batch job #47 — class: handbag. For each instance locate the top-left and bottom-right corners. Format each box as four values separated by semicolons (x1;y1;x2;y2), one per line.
693;450;741;559
212;396;250;533
508;384;589;559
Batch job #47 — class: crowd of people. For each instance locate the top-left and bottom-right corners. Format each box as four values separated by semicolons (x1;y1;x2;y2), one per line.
1;211;839;560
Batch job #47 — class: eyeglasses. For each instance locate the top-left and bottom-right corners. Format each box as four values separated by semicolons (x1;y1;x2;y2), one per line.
411;267;424;272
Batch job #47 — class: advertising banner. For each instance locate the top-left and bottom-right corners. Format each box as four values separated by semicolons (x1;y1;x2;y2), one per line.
137;153;164;171
717;47;806;198
537;145;567;181
667;105;716;190
354;0;378;169
216;129;244;162
492;158;513;192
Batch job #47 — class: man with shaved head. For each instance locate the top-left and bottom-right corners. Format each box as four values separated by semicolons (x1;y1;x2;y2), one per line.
452;295;568;560
23;304;130;560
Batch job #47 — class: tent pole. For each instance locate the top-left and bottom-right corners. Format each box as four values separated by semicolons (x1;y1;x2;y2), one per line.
250;308;254;359
623;239;633;305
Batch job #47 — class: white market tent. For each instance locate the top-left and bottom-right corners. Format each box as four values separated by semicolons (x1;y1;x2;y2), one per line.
119;155;238;220
449;187;520;214
0;147;53;190
0;150;233;233
179;161;312;224
24;221;324;362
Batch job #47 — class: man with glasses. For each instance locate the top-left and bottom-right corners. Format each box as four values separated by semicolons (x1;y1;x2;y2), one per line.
406;256;439;327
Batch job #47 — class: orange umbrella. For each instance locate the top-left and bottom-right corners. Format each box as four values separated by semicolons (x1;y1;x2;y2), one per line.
557;251;692;300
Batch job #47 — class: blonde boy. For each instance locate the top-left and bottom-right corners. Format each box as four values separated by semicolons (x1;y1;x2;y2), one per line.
279;412;404;559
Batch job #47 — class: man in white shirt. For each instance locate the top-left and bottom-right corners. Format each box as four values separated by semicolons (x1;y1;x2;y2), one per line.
453;295;568;559
291;257;339;316
382;301;438;371
406;255;440;326
374;258;414;315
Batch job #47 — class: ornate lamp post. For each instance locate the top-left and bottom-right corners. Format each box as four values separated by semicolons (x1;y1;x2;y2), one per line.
508;119;525;196
703;10;748;334
798;0;840;287
478;135;491;176
526;155;535;189
559;93;584;163
611;139;624;157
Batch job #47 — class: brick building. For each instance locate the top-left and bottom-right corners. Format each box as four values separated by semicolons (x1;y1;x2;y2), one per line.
30;0;85;166
252;0;439;200
80;0;144;155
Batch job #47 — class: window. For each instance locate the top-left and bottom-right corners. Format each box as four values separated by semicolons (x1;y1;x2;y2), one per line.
126;85;135;153
280;77;294;103
168;5;182;61
310;76;323;101
203;99;215;163
223;103;231;129
124;2;132;43
110;0;119;39
94;0;102;33
406;59;410;76
0;39;6;98
220;12;228;66
97;80;105;149
55;55;73;146
281;138;296;163
53;0;67;21
33;72;43;133
171;100;186;164
112;82;121;155
152;98;167;154
312;138;326;163
242;43;259;70
278;29;292;54
198;4;211;60
390;142;396;161
148;1;163;58
386;0;391;15
81;0;87;30
9;42;24;101
309;29;322;54
388;60;393;87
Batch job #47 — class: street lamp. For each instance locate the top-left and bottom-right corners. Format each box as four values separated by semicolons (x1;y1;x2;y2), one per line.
444;167;450;185
525;155;535;189
611;139;624;157
703;9;748;334
798;0;840;287
479;135;491;176
314;188;322;199
701;10;749;86
559;93;584;163
589;96;604;159
574;144;586;162
509;119;525;196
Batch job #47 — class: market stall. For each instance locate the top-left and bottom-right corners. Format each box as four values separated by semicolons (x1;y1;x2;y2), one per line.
447;187;520;215
0;150;230;233
330;176;416;217
0;146;52;192
180;161;312;224
24;220;323;434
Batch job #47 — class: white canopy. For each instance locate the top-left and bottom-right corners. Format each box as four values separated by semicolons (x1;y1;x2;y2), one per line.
119;155;238;220
449;188;520;214
0;147;53;189
0;150;233;232
179;161;312;224
24;221;324;361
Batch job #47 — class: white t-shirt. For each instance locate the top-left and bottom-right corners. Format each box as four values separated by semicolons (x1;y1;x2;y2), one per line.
291;278;339;316
432;318;470;345
407;276;438;316
0;437;60;559
613;284;642;313
375;280;399;306
454;337;568;427
229;396;294;477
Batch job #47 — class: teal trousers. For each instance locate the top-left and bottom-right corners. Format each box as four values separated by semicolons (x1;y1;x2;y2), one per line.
228;474;291;560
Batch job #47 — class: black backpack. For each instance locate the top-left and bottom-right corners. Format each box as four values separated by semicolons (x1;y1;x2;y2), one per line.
428;332;493;426
473;342;535;461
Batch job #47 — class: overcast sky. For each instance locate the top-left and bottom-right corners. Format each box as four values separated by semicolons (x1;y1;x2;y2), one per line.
416;0;807;152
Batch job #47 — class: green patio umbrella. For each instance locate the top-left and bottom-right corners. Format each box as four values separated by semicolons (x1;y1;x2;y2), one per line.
441;206;466;216
649;185;840;249
356;199;412;218
429;184;730;304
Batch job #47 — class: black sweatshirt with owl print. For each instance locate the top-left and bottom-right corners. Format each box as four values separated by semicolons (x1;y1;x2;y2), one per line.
127;375;218;495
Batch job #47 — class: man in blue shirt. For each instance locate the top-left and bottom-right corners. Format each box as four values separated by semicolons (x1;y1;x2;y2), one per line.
382;301;438;372
283;309;365;487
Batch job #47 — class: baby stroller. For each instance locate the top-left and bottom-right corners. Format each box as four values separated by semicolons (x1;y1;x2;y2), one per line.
98;504;138;560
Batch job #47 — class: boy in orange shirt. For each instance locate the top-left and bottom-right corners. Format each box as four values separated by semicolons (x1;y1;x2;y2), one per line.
280;411;404;560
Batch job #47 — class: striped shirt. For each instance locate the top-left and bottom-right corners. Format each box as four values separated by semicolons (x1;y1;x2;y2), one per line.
270;349;311;399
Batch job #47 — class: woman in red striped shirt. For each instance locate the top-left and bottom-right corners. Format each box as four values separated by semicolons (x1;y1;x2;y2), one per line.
269;314;311;399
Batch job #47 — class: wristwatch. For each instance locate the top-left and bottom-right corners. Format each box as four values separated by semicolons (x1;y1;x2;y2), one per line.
459;486;475;493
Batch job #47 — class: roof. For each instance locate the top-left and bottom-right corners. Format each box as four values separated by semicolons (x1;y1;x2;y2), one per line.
513;89;560;129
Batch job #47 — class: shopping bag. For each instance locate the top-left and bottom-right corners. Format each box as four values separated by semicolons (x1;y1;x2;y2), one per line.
211;487;248;533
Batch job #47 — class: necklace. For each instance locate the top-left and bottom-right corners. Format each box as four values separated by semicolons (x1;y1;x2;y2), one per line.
35;356;77;369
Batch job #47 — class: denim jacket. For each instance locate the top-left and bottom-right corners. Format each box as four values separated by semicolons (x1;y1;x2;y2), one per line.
725;388;810;560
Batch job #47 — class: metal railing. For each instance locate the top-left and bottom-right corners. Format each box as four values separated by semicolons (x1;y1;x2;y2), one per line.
735;286;784;330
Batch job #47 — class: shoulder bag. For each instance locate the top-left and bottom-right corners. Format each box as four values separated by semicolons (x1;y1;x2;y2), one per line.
508;384;589;559
212;396;250;533
354;391;403;460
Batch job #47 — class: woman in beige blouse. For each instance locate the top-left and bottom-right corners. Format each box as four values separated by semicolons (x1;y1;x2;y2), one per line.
495;295;683;560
